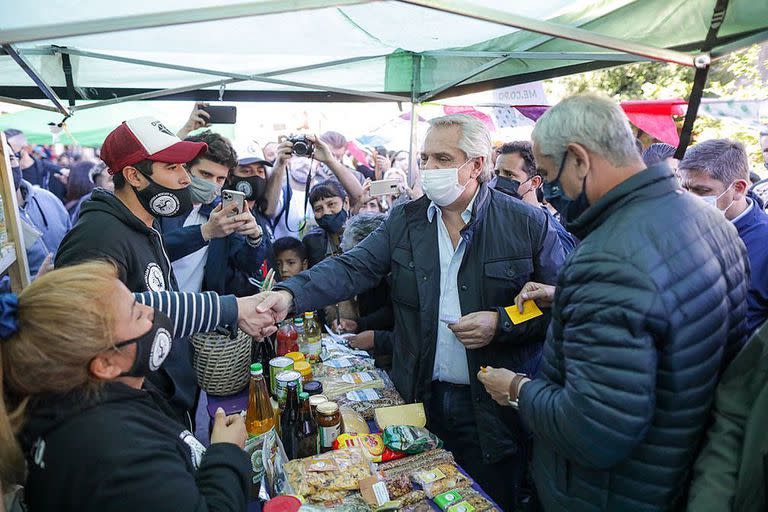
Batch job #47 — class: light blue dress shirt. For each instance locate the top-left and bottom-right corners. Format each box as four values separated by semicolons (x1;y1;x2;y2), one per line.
426;190;479;385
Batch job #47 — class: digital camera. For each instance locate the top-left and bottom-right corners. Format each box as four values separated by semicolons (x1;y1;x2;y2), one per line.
288;135;314;157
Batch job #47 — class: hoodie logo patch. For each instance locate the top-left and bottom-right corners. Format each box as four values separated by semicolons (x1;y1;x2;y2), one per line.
150;192;180;217
180;430;206;469
144;263;166;292
235;180;253;197
150;328;172;371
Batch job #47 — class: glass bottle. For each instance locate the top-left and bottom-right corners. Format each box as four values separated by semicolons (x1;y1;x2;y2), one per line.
296;391;319;458
293;316;307;356
276;320;299;357
279;382;300;460
303;311;322;363
245;363;275;438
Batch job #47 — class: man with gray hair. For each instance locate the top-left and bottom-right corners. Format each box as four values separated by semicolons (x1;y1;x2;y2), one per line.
679;138;768;333
477;94;749;511
257;113;566;509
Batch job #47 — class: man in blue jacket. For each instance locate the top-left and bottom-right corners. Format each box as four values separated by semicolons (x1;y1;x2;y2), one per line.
256;114;566;510
478;94;749;512
678;138;768;334
160;131;267;295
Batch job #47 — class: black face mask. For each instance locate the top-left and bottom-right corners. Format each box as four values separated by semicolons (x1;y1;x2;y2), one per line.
495;176;522;199
133;173;193;218
11;166;21;191
229;175;266;201
115;310;174;378
317;209;348;234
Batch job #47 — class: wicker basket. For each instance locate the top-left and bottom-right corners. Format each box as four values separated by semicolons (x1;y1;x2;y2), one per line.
191;330;253;396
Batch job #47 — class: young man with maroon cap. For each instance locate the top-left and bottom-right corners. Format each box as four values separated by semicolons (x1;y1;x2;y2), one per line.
56;116;208;426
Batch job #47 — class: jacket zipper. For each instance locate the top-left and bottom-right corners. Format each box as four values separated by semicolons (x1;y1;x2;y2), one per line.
150;226;174;291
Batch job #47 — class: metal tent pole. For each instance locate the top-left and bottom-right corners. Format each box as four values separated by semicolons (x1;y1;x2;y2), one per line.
396;0;709;68
54;48;405;104
0;97;60;113
421;50;650;62
407;54;422;189
1;45;69;115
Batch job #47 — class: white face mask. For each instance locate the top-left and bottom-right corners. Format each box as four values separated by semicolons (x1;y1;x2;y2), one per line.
701;183;735;216
421;160;471;207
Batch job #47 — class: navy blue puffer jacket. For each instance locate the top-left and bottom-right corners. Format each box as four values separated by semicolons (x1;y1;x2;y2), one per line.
519;164;749;511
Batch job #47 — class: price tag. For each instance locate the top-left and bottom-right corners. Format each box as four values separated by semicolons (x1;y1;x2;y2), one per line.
346;389;381;401
341;372;375;384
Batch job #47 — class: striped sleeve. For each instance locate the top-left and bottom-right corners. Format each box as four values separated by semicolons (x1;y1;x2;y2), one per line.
135;291;228;338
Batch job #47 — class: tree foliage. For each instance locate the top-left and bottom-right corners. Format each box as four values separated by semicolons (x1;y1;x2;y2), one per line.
545;43;768;170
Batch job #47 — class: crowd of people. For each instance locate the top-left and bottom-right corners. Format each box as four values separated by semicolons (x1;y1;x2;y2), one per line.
1;93;768;511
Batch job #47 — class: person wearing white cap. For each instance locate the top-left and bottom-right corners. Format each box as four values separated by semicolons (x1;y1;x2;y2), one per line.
56;115;208;427
160;131;270;297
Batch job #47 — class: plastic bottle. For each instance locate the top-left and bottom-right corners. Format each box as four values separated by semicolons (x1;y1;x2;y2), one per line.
280;382;300;460
296;392;319;458
303;311;322;363
245;363;276;438
276;320;299;357
293;316;307;356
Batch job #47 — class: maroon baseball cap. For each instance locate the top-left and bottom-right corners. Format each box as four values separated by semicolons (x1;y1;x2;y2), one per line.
101;116;207;175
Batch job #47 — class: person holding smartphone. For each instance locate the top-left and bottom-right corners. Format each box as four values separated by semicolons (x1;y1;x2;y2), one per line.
159;130;267;297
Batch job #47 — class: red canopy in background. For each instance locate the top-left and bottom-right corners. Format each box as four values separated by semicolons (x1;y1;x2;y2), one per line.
446;99;688;147
621;99;686;146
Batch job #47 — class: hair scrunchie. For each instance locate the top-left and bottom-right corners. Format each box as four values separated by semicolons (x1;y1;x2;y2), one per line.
0;293;19;340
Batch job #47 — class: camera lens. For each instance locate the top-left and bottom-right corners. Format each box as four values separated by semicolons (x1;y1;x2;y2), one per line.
294;141;309;156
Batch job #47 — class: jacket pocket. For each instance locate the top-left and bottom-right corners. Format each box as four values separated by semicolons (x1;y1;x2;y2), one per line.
391;247;420;309
483;257;534;306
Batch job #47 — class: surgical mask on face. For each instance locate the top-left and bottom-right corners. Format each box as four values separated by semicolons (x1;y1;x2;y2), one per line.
229;175;266;201
115;310;174;378
421;160;471;207
188;175;219;204
133;172;193;218
701;183;735;215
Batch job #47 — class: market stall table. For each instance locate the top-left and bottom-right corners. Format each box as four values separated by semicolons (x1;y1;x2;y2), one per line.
206;389;503;511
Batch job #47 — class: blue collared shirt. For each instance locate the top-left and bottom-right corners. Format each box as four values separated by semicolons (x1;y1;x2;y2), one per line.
426;190;478;385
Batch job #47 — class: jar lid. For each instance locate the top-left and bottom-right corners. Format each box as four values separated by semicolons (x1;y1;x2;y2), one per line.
309;394;328;405
285;351;305;362
303;381;323;394
316;401;339;414
294;361;311;373
263;495;302;512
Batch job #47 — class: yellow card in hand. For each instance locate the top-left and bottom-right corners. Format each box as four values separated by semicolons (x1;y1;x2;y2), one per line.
504;300;543;325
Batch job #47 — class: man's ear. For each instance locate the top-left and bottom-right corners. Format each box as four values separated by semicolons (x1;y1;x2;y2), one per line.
301;259;308;271
343;197;351;211
567;143;591;176
470;157;484;179
122;166;146;188
88;352;124;381
732;179;750;197
530;175;543;189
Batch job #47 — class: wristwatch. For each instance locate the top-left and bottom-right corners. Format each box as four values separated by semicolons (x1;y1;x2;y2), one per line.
507;373;529;409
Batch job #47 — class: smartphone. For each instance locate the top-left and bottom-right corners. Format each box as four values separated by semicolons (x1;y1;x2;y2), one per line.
370;179;400;197
201;105;237;124
221;189;246;217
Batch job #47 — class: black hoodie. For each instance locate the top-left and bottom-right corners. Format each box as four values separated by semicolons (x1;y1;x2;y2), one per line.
56;188;176;293
20;381;249;512
55;189;196;425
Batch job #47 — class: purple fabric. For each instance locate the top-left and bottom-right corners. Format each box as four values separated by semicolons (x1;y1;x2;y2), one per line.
516;106;549;122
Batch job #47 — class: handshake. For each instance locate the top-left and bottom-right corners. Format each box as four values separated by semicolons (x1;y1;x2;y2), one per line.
234;290;294;338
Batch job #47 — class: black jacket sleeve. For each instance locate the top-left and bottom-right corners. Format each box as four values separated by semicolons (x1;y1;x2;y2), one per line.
493;209;565;345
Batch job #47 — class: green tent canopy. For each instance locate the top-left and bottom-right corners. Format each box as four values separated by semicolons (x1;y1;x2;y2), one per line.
0;0;766;108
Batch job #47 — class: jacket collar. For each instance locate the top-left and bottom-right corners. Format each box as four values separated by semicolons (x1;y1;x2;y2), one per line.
566;164;678;240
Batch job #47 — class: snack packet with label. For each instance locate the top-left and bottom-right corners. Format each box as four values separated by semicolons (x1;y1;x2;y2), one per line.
411;463;471;499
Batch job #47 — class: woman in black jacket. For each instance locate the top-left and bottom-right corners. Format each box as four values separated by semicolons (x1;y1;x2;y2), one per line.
0;261;252;512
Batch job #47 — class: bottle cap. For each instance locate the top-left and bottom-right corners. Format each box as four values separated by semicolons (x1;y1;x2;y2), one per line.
298;392;309;400
250;363;263;375
304;311;314;318
317;401;339;414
